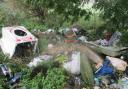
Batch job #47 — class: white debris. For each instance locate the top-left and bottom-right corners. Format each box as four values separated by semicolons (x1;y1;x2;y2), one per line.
0;26;38;58
93;86;101;89
27;55;53;68
78;36;88;42
39;55;53;60
95;39;109;46
63;51;80;75
45;29;54;33
27;57;43;68
108;31;122;46
48;44;54;49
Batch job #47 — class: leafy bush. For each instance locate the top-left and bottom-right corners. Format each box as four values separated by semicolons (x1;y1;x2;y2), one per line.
20;68;67;89
0;52;8;64
120;30;128;46
77;13;105;30
0;2;26;28
42;68;67;89
0;85;2;89
21;19;48;31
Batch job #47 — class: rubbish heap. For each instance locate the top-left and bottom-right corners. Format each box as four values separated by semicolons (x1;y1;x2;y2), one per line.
0;25;128;89
57;27;128;89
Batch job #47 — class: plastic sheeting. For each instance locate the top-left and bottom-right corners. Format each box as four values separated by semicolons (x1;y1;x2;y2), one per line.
106;56;127;71
85;47;103;64
63;51;80;75
0;26;38;58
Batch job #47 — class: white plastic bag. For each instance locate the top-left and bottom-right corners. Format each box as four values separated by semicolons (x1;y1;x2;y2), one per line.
27;57;43;68
63;51;80;75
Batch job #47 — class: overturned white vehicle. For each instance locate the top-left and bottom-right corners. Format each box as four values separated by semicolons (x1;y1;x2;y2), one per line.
0;26;38;58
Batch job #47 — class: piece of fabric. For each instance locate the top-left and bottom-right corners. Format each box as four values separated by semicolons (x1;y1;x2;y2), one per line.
95;59;114;77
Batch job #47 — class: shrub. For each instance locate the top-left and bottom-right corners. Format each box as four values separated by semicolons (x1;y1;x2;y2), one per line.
120;30;128;46
20;68;67;89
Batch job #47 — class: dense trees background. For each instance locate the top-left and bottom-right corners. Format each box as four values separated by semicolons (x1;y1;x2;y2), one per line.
0;0;128;45
95;0;128;30
94;0;128;45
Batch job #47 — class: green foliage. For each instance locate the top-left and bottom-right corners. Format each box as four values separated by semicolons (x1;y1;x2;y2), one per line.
0;0;92;30
95;0;128;30
0;52;9;64
38;37;48;53
77;13;105;30
20;68;67;89
92;0;128;44
22;0;91;23
21;19;48;31
0;60;66;89
0;52;5;60
42;68;67;89
120;30;128;46
0;2;25;27
40;60;55;69
55;54;68;63
0;1;47;31
0;85;2;89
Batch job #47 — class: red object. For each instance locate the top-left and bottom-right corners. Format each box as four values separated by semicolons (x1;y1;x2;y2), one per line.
64;40;78;43
16;39;21;42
